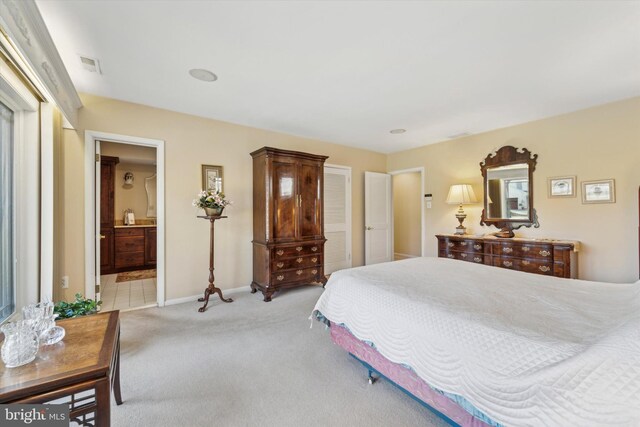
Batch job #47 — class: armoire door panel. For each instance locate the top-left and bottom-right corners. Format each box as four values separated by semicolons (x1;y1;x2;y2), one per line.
272;161;297;241
299;162;322;239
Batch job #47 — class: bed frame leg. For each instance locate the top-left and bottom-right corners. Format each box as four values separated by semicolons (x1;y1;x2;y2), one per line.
368;369;376;385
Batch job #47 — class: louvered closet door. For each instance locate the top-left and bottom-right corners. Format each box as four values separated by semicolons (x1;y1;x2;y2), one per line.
324;166;352;274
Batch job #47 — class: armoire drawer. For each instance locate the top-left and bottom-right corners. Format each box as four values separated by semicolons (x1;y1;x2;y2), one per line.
273;243;321;259
271;267;321;284
272;255;322;271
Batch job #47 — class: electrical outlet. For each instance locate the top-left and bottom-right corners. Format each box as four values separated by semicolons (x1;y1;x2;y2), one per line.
61;276;69;289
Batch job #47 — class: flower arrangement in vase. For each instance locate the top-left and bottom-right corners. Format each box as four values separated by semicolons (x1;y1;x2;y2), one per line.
192;189;232;216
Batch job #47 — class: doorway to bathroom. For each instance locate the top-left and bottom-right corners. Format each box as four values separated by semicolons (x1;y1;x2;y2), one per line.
84;131;165;311
390;168;425;260
98;141;157;311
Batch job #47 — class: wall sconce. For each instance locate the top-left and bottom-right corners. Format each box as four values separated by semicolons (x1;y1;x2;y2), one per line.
123;172;134;187
446;184;478;235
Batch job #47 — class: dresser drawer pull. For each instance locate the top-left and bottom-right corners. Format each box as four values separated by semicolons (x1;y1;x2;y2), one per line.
311;246;318;252
474;257;482;262
296;257;303;263
296;246;303;252
503;247;513;253
539;265;551;272
311;257;318;263
473;244;482;250
276;250;284;256
460;253;467;258
522;260;530;266
296;270;303;275
276;275;284;281
539;250;551;257
522;246;530;252
311;269;318;274
448;242;454;248
276;262;284;268
460;241;468;246
503;260;513;267
447;254;454;259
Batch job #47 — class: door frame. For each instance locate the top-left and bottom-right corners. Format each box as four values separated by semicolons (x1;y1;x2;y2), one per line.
389;167;425;258
84;131;166;306
324;163;352;273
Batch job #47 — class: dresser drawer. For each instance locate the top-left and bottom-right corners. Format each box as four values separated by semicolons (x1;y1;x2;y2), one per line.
115;252;144;269
440;250;484;264
440;238;483;253
492;256;554;275
273;243;321;259
271;266;321;284
493;243;553;259
273;255;322;271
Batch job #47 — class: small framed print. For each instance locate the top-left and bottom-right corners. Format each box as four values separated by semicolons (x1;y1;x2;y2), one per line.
548;176;576;198
202;164;223;193
581;179;615;204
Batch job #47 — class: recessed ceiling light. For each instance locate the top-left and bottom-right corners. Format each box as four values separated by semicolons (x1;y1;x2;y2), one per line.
390;129;406;134
189;69;218;82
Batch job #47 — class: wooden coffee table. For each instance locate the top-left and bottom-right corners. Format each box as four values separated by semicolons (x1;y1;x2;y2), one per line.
0;310;122;426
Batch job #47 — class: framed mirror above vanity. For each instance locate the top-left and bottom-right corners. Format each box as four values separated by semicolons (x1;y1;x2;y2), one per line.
480;146;540;237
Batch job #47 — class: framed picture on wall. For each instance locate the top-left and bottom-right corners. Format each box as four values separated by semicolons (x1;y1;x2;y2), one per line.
548;176;576;198
581;179;615;204
202;164;223;193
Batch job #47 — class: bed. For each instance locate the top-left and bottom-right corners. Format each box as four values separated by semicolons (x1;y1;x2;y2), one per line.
312;257;640;427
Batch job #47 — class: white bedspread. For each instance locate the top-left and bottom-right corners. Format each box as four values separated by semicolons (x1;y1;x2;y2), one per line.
312;257;640;427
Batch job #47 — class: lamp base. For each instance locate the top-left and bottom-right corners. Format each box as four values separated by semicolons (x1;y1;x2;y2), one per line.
454;204;467;235
454;225;466;235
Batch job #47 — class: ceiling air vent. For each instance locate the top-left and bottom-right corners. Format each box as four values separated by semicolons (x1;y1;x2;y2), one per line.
79;55;101;74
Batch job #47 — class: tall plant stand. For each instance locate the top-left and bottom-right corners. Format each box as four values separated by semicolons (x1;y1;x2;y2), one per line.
197;215;233;312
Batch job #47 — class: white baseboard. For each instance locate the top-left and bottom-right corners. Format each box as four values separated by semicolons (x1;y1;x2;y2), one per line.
164;285;251;307
394;252;419;260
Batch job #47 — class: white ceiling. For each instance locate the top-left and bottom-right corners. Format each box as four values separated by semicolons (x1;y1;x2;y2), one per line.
36;1;640;154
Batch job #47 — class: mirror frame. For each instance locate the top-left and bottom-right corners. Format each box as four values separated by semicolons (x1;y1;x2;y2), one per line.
480;146;540;237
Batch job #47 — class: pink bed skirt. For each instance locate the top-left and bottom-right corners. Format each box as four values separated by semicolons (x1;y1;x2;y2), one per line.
330;323;492;427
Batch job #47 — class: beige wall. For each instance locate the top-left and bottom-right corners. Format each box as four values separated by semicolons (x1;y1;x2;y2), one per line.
393;172;422;258
56;93;387;301
387;97;640;283
113;162;156;221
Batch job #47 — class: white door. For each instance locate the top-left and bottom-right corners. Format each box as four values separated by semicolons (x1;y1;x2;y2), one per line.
93;141;101;301
365;171;392;265
324;166;352;274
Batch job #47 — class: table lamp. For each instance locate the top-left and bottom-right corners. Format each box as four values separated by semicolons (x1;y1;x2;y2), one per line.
446;184;478;235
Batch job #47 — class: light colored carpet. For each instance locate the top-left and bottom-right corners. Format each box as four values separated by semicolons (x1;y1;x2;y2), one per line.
114;286;449;427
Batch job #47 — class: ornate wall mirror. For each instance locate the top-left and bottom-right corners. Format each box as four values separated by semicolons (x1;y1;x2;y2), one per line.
145;174;157;218
480;146;539;237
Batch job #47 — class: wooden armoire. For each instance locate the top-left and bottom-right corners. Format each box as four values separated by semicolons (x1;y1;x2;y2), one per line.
250;147;328;301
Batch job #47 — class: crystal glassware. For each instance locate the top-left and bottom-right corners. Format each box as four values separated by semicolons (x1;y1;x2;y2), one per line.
21;302;65;346
1;320;39;368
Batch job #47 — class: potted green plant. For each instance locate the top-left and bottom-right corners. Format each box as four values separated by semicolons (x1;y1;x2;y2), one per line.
54;294;102;319
192;189;232;216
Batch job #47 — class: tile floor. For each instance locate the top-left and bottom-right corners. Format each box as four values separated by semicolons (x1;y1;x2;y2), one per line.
100;273;157;312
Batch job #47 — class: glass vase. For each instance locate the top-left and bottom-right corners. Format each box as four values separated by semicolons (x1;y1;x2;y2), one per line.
1;320;39;368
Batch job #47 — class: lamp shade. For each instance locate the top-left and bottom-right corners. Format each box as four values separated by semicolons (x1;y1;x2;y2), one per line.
446;184;478;205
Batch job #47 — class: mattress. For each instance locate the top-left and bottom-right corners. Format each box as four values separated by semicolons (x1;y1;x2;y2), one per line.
312;257;640;426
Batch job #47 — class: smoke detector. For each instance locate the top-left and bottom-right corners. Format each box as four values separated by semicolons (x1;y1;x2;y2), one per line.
189;69;218;82
79;55;101;74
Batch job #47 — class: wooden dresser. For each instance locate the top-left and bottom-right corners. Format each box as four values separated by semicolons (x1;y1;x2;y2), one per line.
250;147;328;301
436;234;580;278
